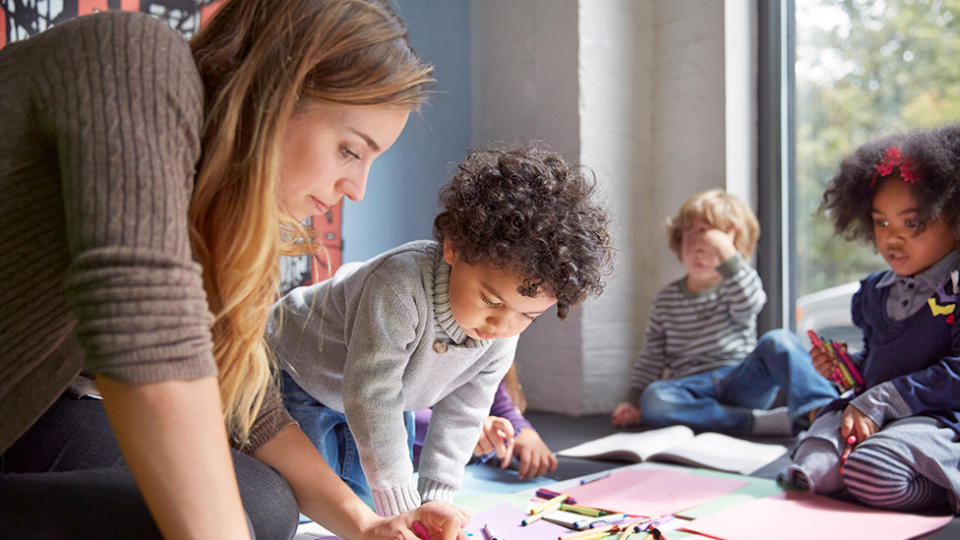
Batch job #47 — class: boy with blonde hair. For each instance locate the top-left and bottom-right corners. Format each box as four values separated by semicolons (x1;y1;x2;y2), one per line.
612;189;837;435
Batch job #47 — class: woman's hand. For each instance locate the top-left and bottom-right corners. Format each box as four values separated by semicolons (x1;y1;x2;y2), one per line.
364;501;469;540
473;416;515;459
611;401;643;427
810;343;838;380
506;428;557;479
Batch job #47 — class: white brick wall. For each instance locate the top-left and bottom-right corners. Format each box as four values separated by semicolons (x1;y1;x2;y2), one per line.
471;0;585;415
471;0;729;414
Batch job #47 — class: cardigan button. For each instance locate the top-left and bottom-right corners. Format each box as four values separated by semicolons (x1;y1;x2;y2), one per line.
433;340;448;354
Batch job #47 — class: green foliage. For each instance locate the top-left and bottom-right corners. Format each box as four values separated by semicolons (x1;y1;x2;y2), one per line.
795;0;960;295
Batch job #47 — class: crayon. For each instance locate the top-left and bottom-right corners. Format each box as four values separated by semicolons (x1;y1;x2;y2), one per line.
559;503;605;517
530;493;569;515
522;499;563;526
536;488;578;504
559;523;622;540
412;521;432;540
579;471;612;485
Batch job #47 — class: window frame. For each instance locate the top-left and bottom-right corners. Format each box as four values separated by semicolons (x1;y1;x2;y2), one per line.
757;0;797;333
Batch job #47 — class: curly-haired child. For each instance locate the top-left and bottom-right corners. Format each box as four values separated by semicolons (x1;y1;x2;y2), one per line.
267;141;613;516
612;189;837;435
780;125;960;514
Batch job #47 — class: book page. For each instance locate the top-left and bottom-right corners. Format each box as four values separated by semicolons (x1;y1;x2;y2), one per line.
556;425;694;462
647;432;787;474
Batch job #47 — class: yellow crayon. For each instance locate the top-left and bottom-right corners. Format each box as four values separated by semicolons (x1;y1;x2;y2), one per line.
530;493;569;515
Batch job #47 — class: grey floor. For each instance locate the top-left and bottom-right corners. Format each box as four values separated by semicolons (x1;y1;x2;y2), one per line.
524;411;960;539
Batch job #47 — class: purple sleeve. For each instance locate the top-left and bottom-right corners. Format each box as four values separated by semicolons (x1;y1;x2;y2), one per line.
413;380;533;465
412;408;431;464
489;381;533;431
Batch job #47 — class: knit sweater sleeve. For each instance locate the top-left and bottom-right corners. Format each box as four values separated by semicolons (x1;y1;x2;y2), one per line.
417;338;517;503
717;254;767;321
886;318;960;420
341;273;424;516
244;381;297;455
38;13;216;382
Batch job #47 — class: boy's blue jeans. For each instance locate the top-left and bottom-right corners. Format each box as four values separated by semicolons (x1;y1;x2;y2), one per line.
279;370;416;509
639;329;838;434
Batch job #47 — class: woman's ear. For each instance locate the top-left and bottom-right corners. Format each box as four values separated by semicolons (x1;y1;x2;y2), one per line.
443;238;458;266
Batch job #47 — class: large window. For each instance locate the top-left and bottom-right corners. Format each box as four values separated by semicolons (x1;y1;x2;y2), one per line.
764;0;960;330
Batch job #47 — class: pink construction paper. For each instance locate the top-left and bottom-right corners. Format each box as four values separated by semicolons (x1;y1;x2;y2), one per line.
557;468;750;517
465;502;573;539
684;490;953;540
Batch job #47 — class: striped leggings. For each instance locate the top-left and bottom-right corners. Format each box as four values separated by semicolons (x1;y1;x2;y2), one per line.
843;443;947;512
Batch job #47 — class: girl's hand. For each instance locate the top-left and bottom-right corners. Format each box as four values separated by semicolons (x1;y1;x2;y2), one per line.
840;404;879;450
505;428;558;479
473;416;515;459
810;344;837;380
365;501;469;540
611;402;643;427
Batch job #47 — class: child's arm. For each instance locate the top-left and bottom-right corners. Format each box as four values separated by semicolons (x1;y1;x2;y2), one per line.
419;339;517;499
717;254;767;321
842;281;931;436
254;424;470;540
340;279;426;515
860;345;960;425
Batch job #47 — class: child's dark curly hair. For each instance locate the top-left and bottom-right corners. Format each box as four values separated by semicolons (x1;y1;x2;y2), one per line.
819;125;960;245
433;142;614;319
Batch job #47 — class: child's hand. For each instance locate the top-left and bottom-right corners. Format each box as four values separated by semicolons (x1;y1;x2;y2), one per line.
504;428;558;479
611;402;643;427
810;343;837;380
473;416;515;459
840;403;879;448
698;225;738;261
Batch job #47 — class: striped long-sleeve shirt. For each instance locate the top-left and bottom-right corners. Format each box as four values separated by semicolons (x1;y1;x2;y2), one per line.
627;254;767;403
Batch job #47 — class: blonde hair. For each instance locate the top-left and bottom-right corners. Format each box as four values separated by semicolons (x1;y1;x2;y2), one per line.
665;189;759;260
188;0;434;447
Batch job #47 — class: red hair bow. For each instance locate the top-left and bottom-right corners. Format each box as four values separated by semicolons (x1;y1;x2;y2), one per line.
871;146;917;187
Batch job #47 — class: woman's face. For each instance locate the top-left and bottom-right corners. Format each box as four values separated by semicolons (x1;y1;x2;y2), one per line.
278;100;410;221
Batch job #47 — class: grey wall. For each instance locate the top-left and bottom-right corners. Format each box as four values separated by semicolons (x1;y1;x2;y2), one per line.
342;0;472;263
471;0;584;415
472;0;728;414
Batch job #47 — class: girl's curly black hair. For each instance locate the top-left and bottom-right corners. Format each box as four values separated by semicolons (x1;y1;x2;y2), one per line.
433;141;614;319
819;124;960;245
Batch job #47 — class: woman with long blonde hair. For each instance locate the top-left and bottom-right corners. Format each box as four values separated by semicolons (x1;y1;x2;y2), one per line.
0;1;468;538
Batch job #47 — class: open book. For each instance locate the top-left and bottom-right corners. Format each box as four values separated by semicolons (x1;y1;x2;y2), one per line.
556;425;788;475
